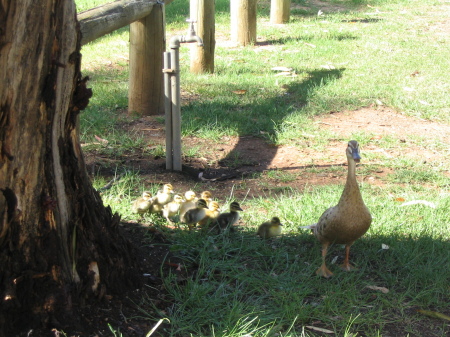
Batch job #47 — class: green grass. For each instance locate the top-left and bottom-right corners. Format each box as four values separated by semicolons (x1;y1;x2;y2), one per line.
75;0;450;336
125;184;449;337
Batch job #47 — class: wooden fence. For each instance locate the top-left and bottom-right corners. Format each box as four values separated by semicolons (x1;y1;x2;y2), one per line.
78;0;175;115
77;0;291;116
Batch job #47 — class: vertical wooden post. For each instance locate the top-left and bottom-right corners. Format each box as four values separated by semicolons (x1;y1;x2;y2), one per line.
270;0;291;24
230;0;257;46
128;3;165;116
190;0;215;73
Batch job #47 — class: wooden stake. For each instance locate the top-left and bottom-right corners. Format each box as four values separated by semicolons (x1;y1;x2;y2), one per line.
190;0;215;73
128;4;165;116
230;0;257;46
270;0;291;24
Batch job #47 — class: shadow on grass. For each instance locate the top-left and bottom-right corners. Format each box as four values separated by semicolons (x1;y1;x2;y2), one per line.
134;219;450;336
179;68;344;178
258;32;359;46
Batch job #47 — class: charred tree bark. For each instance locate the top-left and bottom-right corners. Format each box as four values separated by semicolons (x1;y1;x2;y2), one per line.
0;1;140;335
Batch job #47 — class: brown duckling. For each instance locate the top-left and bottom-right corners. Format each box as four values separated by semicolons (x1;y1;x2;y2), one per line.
312;140;372;278
215;201;243;232
197;201;221;228
183;198;209;230
257;217;283;239
131;191;153;215
150;183;174;214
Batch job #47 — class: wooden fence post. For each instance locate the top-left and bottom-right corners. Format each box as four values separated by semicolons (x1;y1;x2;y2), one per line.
190;0;215;73
128;3;165;116
230;0;257;46
270;0;291;24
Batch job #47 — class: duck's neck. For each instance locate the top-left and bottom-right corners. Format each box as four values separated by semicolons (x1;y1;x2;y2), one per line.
338;159;363;206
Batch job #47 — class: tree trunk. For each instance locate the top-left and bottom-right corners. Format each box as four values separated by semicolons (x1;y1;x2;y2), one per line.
0;1;140;335
270;0;291;24
230;0;257;46
190;0;216;73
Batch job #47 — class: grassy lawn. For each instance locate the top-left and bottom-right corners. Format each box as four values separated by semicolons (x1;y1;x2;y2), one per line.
76;0;449;336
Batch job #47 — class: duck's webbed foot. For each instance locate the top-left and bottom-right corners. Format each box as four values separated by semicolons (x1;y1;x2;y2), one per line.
340;245;357;271
316;263;334;278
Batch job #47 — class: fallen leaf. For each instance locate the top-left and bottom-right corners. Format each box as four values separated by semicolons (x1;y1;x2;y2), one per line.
381;244;389;250
94;135;108;144
395;197;405;202
274;71;293;77
366;285;389;294
417;309;450;321
400;200;436;208
271;66;293;72
306;326;334;334
232;89;247;95
304;42;316;48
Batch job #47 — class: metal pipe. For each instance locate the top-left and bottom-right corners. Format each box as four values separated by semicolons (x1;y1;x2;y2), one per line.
170;48;182;171
164;20;204;171
163;52;172;170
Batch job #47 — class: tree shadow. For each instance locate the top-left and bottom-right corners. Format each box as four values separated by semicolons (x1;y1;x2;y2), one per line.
258;32;359;46
182;68;345;180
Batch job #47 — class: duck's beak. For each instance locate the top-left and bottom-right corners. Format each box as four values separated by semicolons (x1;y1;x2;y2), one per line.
352;148;361;163
237;206;243;211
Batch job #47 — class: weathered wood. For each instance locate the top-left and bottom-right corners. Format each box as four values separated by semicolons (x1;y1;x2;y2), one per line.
230;0;257;46
78;0;158;45
129;3;165;115
270;0;291;24
190;0;215;73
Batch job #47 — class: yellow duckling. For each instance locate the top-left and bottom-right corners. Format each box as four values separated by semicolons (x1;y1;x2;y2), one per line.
150;183;174;214
200;190;213;207
197;201;221;228
310;140;372;278
257;217;283;239
183;198;209;230
179;190;197;222
162;194;184;224
215;201;243;232
131;191;153;215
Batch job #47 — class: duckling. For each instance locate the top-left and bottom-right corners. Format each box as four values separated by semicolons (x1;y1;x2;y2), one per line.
197;201;221;228
131;191;153;215
200;190;213;207
257;217;283;239
311;140;372;278
162;194;184;224
179;190;197;222
215;201;243;232
183;198;209;230
149;183;174;214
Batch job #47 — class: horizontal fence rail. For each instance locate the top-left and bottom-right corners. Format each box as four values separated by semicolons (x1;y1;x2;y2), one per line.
78;0;173;45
